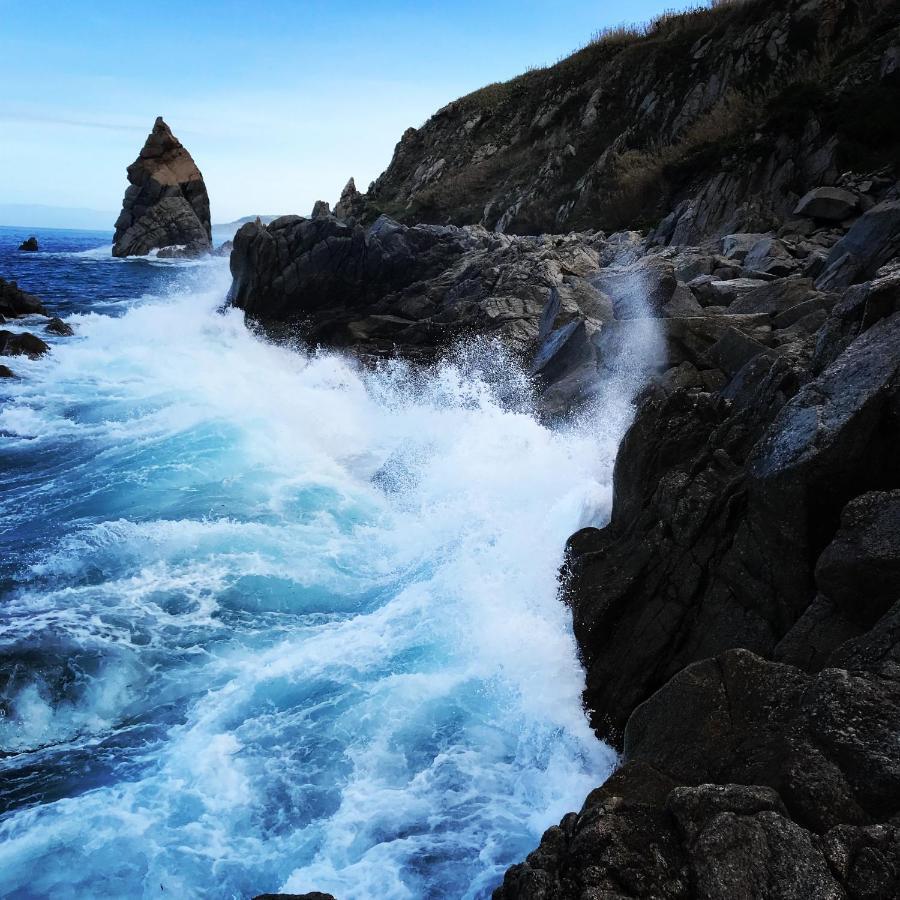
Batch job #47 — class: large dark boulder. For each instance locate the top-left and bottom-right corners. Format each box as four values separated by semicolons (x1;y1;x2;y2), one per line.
817;202;900;289
566;307;900;744
794;187;860;222
0;330;50;359
112;117;211;257
0;277;46;317
494;650;900;900
815;491;900;629
18;236;38;252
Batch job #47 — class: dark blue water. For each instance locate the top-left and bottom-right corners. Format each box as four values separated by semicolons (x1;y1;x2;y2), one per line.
0;227;618;899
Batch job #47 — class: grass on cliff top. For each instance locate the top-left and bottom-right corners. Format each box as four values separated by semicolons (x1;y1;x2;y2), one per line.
461;0;766;114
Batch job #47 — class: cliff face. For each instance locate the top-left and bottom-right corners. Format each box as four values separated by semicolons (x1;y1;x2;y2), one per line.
366;0;900;242
112;117;212;257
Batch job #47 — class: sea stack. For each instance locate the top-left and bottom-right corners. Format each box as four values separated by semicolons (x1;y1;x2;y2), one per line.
112;116;211;258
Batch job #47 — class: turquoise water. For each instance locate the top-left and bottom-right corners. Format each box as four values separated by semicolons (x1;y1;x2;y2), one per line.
0;227;624;899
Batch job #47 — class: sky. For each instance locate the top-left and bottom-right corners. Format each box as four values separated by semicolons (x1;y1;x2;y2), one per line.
1;0;705;228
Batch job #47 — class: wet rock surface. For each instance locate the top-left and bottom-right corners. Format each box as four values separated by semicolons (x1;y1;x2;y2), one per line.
112;117;211;258
491;212;900;899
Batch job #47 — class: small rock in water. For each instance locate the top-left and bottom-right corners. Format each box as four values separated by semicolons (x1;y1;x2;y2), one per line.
213;240;233;257
156;241;208;259
0;364;15;377
46;317;74;336
0;330;50;358
18;236;39;252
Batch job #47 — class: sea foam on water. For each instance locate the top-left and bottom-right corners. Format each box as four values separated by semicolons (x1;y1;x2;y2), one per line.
0;247;655;898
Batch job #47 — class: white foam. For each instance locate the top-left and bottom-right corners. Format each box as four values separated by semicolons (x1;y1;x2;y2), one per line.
0;259;660;897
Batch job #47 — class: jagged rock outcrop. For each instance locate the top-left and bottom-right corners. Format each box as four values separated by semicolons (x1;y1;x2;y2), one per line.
18;236;38;252
229;213;634;415
45;317;74;336
332;177;366;223
112;117;211;257
359;0;900;245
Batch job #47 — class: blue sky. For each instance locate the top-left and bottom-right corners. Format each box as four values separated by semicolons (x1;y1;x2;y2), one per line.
1;0;704;226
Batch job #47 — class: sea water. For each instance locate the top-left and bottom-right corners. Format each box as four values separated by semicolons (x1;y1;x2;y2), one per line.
0;226;636;899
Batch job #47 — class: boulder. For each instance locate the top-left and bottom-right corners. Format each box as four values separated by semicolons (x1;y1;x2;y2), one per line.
0;330;50;358
156;240;208;259
881;45;900;84
45;317;74;336
817;201;900;289
0;364;15;377
213;240;233;257
18;236;38;252
495;649;900;900
721;233;769;262
742;237;799;277
310;200;331;219
703;277;770;306
813;261;900;371
815;491;900;629
794;187;860;222
112;117;211;257
0;277;46;317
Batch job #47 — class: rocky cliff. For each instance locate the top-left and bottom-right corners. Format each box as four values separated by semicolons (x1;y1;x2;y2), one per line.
364;0;900;243
112;117;212;258
231;1;900;896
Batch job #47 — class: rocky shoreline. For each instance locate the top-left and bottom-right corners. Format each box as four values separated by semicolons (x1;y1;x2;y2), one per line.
234;186;900;899
229;1;900;896
3;0;898;895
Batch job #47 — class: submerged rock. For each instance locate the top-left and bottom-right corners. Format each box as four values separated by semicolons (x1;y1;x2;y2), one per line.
45;317;74;336
253;894;337;900
0;364;15;377
112;117;211;258
18;236;38;252
156;241;208;259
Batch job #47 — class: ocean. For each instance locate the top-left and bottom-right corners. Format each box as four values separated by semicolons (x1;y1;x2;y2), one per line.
0;225;622;899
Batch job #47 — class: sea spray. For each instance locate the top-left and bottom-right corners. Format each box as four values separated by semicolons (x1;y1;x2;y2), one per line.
0;249;654;899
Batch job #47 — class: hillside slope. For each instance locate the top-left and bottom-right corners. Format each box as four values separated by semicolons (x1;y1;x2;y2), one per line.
364;0;900;241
